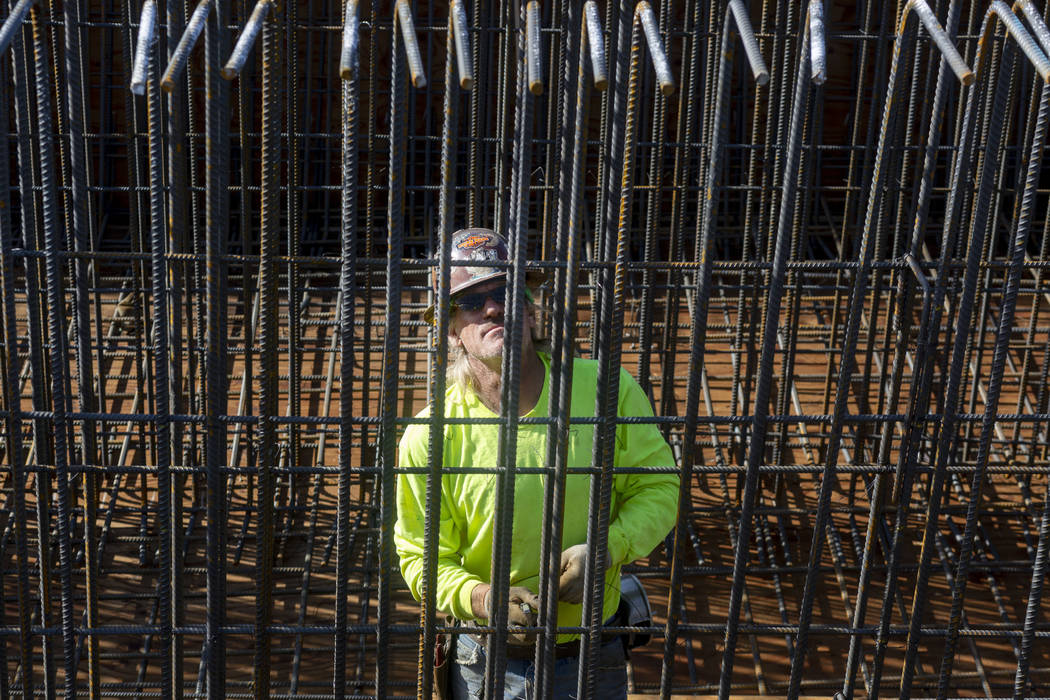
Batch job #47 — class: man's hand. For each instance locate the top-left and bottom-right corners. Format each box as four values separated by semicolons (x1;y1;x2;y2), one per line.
471;583;542;645
557;544;591;604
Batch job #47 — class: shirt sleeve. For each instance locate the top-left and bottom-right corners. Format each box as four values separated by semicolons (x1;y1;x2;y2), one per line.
394;424;484;621
607;368;681;566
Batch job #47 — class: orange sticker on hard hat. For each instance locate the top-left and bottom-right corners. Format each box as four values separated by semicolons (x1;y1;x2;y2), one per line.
456;234;493;249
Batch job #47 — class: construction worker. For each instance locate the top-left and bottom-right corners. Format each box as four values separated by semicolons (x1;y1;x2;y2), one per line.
394;228;679;699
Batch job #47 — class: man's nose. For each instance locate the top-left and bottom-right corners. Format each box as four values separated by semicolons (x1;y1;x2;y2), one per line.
482;296;504;317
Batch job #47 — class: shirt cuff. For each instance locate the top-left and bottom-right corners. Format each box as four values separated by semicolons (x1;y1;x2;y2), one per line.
456;578;484;620
607;525;630;567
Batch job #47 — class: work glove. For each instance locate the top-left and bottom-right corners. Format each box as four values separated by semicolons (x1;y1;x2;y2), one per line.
483;586;542;645
558;543;592;604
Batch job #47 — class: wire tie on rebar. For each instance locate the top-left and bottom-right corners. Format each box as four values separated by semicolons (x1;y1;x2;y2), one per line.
986;0;1050;81
339;0;359;79
1015;0;1050;57
396;0;427;89
161;0;212;92
451;0;473;89
727;0;770;85
906;0;974;85
583;1;608;90
222;0;271;80
637;1;674;95
0;0;35;58
129;0;157;95
808;0;827;84
903;253;930;297
526;0;543;94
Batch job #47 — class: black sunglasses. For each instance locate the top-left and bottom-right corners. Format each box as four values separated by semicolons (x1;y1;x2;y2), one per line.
450;284;508;313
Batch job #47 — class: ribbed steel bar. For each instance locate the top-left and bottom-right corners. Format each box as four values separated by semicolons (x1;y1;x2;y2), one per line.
221;0;268;80
163;0;190;687
860;7;1020;699
483;1;532;693
1014;472;1050;697
7;29;52;672
203;0;230;694
718;5;821;696
891;7;1043;700
129;0;155;95
929;49;1050;700
838;3;966;677
0;0;32;56
334;5;359;697
283;0;302;565
61;0;102;690
797;5;970;700
413;1;466;696
376;2;421;695
634;0;668;403
161;0;210;92
535;3;601;695
28;0;78;694
249;0;279;695
0;17;34;697
661;2;766;698
140;5;173;693
579;4;672;697
525;1;541;95
290;292;339;695
657;0;701;430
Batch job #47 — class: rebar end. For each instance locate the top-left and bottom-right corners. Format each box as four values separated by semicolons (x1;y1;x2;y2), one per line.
130;81;146;96
755;70;770;86
412;74;427;89
160;77;175;93
459;76;474;90
529;80;543;96
660;81;675;96
221;66;238;81
594;76;608;91
340;66;353;80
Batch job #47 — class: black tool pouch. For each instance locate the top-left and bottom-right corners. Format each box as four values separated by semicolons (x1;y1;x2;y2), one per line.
616;574;653;656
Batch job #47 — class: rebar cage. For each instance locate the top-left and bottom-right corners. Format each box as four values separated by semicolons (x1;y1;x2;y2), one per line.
2;0;1050;697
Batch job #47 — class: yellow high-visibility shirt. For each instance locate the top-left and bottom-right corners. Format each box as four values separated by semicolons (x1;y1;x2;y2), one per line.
394;353;679;640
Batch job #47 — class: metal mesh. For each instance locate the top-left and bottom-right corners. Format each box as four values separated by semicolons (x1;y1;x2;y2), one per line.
1;0;1050;697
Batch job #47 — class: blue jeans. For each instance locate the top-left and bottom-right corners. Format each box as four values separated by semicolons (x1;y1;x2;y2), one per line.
450;633;627;700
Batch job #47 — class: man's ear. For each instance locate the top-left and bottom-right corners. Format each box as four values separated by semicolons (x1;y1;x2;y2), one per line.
524;303;538;334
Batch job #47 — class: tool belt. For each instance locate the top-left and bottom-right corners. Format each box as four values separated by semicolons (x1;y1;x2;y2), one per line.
440;574;653;689
433;615;456;700
468;633;584;660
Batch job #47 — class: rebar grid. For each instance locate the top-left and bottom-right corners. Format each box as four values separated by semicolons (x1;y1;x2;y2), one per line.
2;0;1050;698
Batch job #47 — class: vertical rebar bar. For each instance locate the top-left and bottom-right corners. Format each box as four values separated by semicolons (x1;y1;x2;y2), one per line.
32;2;79;694
204;0;230;694
0;19;35;698
141;5;173;693
718;7;818;696
334;7;359;696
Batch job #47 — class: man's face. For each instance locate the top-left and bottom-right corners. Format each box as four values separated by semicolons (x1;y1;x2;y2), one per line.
449;278;535;365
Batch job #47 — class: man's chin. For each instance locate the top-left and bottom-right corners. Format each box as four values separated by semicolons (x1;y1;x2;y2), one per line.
478;336;511;358
476;344;504;361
